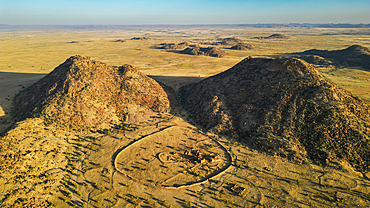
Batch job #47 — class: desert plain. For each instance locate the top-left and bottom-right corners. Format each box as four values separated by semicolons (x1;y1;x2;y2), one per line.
1;25;370;207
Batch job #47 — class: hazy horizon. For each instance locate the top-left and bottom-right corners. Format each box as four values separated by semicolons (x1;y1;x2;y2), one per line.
1;23;370;26
1;0;370;25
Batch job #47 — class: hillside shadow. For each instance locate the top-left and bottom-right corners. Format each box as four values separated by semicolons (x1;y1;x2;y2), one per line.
0;71;46;134
260;51;370;73
150;75;205;115
149;75;205;91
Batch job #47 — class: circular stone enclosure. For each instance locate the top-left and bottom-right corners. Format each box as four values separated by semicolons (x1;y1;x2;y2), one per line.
115;126;231;188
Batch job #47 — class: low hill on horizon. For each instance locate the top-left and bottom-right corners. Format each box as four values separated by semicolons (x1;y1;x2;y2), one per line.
182;46;228;58
253;34;289;40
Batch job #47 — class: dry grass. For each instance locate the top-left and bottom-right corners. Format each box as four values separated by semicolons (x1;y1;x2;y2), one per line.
319;67;370;101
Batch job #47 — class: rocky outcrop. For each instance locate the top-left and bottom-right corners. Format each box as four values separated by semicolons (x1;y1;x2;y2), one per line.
212;37;244;45
131;37;150;40
158;42;190;50
113;39;126;42
182;46;227;58
13;55;170;130
254;34;289;39
181;57;370;171
230;43;253;50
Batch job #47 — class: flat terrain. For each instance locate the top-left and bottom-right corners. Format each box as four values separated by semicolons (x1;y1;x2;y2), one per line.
1;26;370;207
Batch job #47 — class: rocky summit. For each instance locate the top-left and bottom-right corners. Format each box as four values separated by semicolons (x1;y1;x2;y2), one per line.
181;57;370;171
13;55;170;130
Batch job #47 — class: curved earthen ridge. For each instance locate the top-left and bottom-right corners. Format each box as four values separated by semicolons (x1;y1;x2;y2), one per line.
114;126;233;189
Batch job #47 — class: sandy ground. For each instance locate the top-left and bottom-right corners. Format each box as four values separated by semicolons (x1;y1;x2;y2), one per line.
3;115;369;207
1;26;370;207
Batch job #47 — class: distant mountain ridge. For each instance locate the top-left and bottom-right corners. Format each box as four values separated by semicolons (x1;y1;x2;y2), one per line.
2;23;370;30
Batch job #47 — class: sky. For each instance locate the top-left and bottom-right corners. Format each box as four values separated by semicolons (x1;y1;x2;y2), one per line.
0;0;369;25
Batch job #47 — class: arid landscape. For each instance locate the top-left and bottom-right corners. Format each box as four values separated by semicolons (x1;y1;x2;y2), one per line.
1;25;370;208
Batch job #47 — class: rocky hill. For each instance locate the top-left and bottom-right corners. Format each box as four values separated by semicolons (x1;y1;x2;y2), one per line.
212;37;243;45
182;46;227;58
230;43;253;50
297;45;370;70
113;39;126;42
181;57;370;171
13;55;170;130
201;37;252;47
202;37;253;50
157;42;190;50
131;37;150;40
1;55;170;206
254;34;289;39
